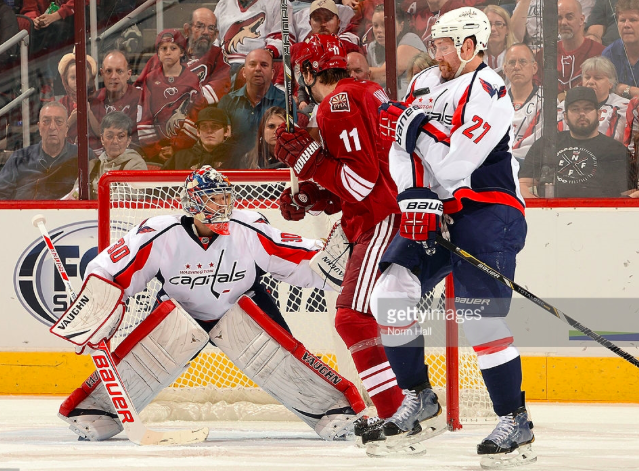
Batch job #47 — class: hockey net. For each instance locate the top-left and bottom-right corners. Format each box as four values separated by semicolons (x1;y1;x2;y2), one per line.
98;170;494;429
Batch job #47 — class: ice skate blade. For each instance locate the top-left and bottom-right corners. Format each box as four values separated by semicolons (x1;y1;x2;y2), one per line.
480;444;537;469
365;414;446;457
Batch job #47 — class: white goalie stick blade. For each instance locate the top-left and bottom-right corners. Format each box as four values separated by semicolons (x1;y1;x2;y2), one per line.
480;444;538;469
310;221;350;291
91;340;208;446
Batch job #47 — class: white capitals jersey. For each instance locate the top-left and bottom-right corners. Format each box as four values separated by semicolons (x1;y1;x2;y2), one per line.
510;85;543;161
214;0;283;65
85;210;327;322
390;63;524;215
558;92;629;144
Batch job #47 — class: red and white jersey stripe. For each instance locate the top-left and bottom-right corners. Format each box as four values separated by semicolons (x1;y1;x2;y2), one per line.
85;210;326;321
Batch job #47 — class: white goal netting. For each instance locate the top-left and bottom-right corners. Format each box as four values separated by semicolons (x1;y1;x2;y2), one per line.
100;170;494;427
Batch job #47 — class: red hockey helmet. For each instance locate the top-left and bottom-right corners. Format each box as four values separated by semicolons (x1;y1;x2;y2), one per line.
293;34;347;75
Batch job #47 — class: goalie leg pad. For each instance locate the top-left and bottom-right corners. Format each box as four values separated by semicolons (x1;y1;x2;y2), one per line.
59;299;209;440
211;296;365;440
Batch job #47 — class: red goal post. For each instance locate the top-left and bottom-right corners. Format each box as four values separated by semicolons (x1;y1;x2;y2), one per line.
97;170;492;430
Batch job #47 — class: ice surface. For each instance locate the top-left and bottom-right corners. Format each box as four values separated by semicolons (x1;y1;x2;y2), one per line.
0;397;638;471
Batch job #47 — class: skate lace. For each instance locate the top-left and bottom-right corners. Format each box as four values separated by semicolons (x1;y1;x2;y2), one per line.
487;414;515;444
393;390;420;422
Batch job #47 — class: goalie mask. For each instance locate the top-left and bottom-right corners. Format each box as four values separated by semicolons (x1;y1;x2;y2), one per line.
182;165;235;235
428;7;490;78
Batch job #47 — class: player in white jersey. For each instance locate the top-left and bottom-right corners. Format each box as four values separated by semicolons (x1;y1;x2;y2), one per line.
372;8;536;467
52;166;365;443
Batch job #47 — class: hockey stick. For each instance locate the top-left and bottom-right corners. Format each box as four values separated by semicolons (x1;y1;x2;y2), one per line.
31;214;209;445
436;234;639;369
279;0;299;194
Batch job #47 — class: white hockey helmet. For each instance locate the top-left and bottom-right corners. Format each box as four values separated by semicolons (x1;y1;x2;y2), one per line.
429;7;490;77
182;165;235;235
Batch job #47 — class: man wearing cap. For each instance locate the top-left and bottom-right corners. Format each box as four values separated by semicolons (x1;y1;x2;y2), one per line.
520;86;630;197
291;0;361;53
90;50;141;153
137;29;205;166
163;106;232;170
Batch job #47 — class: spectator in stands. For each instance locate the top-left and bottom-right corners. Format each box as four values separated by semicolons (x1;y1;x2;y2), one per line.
406;52;437;85
163;106;232;170
520;87;630;198
136;8;231;107
232;106;287;169
90;50;141;153
292;0;360;52
137;29;203;167
57;52;98;145
586;0;620;46
214;0;283;85
63;112;146;200
504;43;543;164
0;102;96;200
559;56;629;143
511;0;543;51
603;0;639;99
483;5;518;78
0;1;19;70
347;51;371;80
558;0;606;94
367;4;426;97
218;48;293;158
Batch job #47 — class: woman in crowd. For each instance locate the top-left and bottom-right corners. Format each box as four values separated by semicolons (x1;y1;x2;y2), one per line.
58;52;99;144
559;56;629;144
367;4;426;97
405;52;437;86
483;5;518;79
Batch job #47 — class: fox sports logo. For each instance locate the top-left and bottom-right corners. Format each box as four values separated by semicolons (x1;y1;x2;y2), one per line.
14;221;98;326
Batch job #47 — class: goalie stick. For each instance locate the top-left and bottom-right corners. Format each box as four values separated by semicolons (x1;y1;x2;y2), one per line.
31;214;209;445
279;0;299;195
436;234;639;369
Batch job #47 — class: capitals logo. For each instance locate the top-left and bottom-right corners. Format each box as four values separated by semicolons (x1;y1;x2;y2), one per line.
15;221;99;326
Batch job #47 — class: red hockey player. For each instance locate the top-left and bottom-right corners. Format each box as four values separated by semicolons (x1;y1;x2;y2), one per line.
137;29;205;165
274;34;405;448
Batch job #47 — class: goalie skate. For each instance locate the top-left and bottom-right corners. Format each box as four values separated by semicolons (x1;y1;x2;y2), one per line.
478;405;537;469
366;385;446;457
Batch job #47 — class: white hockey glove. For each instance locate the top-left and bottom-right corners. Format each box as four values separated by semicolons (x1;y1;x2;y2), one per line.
397;188;442;255
379;101;430;154
310;221;350;291
50;274;125;354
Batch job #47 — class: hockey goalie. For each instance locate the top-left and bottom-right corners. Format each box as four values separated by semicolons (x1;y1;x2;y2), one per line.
50;165;365;442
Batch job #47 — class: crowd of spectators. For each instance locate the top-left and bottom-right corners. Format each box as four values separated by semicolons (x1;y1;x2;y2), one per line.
0;0;637;200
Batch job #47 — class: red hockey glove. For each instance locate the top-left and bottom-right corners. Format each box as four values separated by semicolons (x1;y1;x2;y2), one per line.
279;187;307;221
397;187;442;255
275;123;323;180
379;101;430;154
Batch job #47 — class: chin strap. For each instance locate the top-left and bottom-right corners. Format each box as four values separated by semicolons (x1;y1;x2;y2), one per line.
453;48;481;78
299;72;319;105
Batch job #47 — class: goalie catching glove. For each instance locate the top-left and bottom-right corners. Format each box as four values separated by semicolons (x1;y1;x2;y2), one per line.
279;182;342;221
275;123;324;180
50;274;125;354
379;101;430;154
397;188;442;255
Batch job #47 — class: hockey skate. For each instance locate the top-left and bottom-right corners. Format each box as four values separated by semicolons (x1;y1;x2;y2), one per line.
366;384;445;457
477;406;537;469
353;416;385;448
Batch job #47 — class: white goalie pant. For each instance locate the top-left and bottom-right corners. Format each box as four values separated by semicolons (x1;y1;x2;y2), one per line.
59;299;209;441
212;295;365;441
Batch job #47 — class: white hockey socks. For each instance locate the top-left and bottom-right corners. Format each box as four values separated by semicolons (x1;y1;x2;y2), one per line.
212;295;366;440
59;300;209;441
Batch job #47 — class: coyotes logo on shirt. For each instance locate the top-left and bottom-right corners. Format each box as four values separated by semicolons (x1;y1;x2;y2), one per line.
224;14;266;57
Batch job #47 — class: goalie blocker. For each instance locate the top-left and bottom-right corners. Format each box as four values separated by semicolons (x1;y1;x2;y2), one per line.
59;287;364;441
